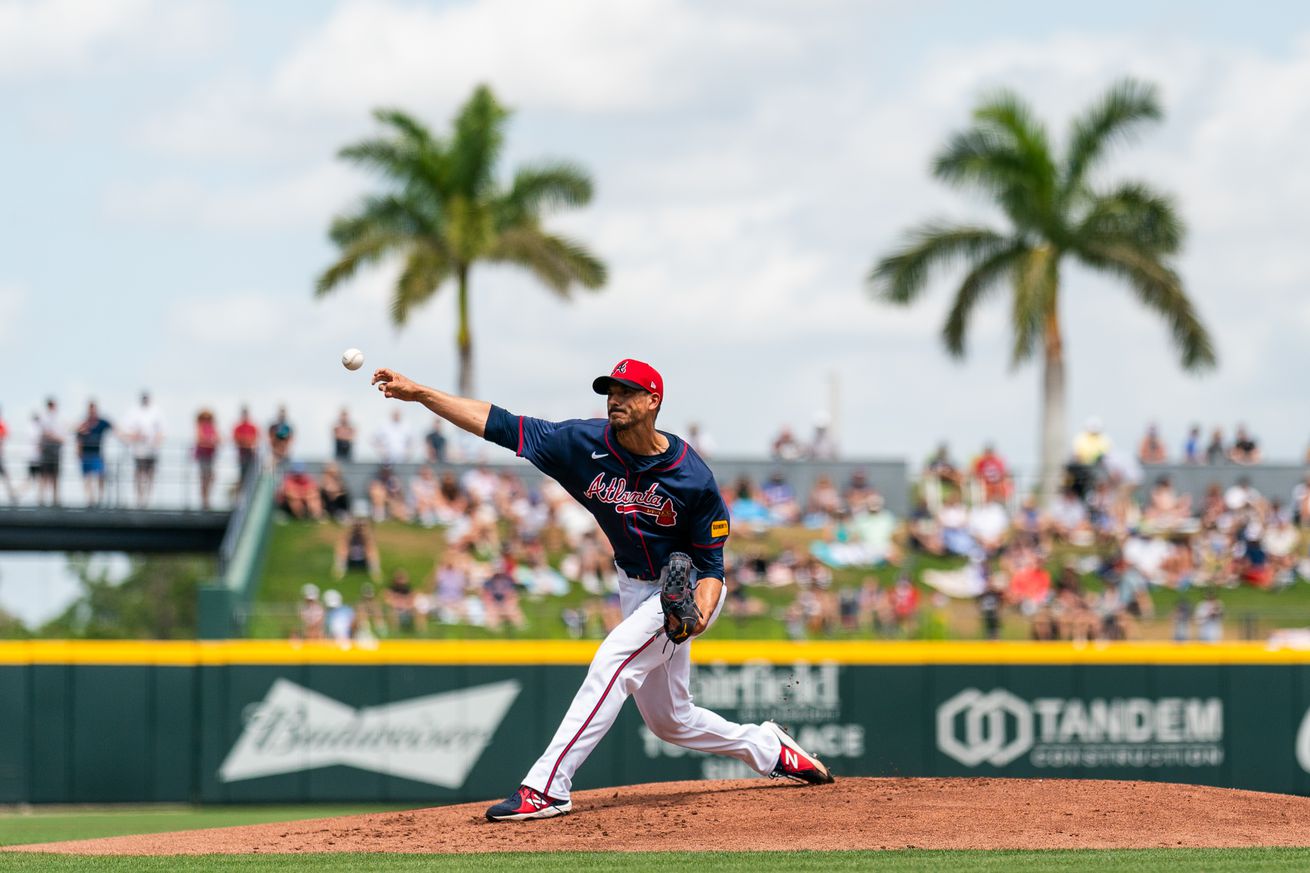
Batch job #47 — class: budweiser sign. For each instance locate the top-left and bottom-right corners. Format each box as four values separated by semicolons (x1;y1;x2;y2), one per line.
584;474;677;526
218;678;520;787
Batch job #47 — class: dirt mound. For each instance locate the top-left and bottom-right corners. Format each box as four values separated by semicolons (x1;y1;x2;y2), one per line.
10;778;1310;855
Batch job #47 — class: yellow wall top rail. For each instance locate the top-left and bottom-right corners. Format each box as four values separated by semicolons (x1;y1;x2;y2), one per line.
2;639;1309;666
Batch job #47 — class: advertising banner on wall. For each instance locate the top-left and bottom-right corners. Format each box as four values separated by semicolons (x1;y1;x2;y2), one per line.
5;650;1310;804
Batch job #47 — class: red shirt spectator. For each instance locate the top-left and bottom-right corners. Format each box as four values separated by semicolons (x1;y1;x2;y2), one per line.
971;444;1010;503
233;406;259;483
1008;560;1051;607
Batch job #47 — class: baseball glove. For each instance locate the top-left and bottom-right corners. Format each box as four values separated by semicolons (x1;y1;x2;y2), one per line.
660;551;700;644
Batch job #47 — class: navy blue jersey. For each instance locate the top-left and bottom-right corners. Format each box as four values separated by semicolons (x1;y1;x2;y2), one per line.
483;406;729;580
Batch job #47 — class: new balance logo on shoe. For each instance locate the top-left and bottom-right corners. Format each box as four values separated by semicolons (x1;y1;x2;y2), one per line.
764;720;835;786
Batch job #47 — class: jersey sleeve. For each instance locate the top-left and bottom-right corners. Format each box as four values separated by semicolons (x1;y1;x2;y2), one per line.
690;486;731;579
482;405;566;474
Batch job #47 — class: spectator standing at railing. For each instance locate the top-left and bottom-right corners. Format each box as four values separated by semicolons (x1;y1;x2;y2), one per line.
1229;424;1261;464
332;408;356;462
374;408;412;464
809;416;838;460
1182;425;1202;464
686;422;716;459
37;397;63;506
1204;427;1225;465
0;407;13;503
267;406;294;467
970;443;1010;503
1069;417;1110;499
193;409;220;510
75;400;112;506
925;443;965;492
1137;424;1167;464
26;412;41;497
122;392;163;507
232;406;259;485
424;418;448;463
771;426;804;461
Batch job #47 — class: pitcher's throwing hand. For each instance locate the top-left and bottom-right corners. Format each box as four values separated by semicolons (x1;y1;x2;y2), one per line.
371;368;423;402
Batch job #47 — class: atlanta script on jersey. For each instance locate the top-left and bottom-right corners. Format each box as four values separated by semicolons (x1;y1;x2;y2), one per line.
483;407;729;581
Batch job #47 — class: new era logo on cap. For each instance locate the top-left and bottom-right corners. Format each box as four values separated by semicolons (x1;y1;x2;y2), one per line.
592;359;664;399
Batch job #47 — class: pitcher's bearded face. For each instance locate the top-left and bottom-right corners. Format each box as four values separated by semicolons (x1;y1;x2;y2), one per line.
607;385;659;431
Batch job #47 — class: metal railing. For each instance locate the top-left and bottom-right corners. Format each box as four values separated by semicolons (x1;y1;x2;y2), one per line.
0;440;250;512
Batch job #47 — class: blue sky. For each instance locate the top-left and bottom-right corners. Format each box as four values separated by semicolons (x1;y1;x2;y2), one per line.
5;0;1310;473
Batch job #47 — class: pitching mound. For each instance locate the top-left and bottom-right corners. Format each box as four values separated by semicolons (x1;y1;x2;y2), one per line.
10;778;1310;855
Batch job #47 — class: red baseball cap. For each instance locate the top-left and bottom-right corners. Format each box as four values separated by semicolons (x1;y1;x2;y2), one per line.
592;359;663;398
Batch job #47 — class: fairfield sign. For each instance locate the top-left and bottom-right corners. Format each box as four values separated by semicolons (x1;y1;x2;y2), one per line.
218;678;520;788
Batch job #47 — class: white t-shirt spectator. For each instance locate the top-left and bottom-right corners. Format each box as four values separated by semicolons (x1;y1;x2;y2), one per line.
373;418;412;463
937;501;968;532
1124;534;1170;584
1224;482;1260;511
1049;493;1087;530
123;402;164;460
461;466;499;505
968;502;1010;544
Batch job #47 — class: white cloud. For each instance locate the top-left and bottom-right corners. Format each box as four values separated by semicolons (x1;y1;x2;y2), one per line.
0;0;227;78
0;283;25;341
139;0;801;158
29;6;1310;466
103;162;364;230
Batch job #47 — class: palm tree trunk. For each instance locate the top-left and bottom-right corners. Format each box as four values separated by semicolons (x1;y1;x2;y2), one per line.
456;265;473;397
1039;299;1067;506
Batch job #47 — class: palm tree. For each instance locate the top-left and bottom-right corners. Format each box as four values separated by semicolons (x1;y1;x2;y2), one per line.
868;78;1215;501
316;84;607;396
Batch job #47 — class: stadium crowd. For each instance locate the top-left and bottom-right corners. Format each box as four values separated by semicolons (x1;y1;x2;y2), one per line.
282;416;1310;645
3;398;1307;643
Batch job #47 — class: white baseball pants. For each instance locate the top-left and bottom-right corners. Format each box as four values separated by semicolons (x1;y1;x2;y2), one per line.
521;569;782;801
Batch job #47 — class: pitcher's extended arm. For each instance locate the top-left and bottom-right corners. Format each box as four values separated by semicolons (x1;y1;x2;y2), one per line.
370;368;491;438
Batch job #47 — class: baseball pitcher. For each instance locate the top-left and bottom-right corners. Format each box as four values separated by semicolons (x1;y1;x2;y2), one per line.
371;358;834;821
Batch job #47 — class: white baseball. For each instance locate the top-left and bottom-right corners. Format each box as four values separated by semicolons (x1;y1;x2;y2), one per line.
341;348;365;371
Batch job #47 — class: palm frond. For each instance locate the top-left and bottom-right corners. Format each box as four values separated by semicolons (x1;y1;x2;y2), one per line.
337;139;418;178
372;107;439;151
935;89;1057;229
1009;244;1058;367
328;194;433;248
942;242;1028;357
868;224;1009;305
449;84;509;199
314;231;407;297
489;228;607;296
501;162;593;223
1078;182;1184;254
1064;78;1161;195
1077;243;1217;370
390;244;451;325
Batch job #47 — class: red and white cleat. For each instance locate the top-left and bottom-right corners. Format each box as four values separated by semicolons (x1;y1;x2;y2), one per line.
764;721;835;785
485;785;573;822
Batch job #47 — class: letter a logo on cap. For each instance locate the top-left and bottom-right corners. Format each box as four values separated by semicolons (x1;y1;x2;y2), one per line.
615;361;628;374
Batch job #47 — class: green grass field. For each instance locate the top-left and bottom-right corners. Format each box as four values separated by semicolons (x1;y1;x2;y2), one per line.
0;806;402;848
251;519;1310;642
6;848;1310;872
4;807;1309;871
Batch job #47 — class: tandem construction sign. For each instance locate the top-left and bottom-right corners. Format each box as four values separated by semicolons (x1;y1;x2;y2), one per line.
937;688;1224;770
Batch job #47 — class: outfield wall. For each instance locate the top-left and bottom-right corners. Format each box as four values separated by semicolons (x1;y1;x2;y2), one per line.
4;641;1310;803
